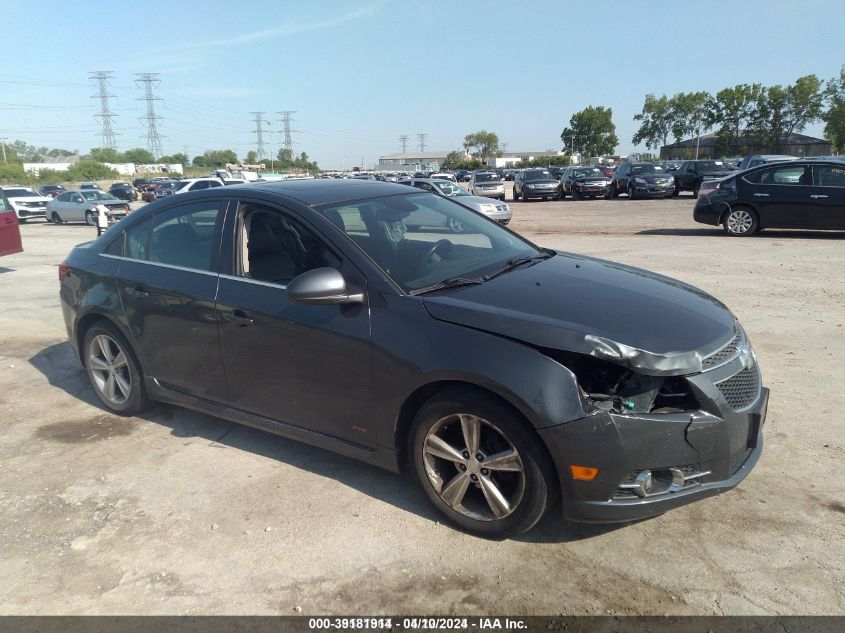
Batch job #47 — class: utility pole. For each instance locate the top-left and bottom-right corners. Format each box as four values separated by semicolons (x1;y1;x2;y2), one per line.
417;133;427;153
0;137;6;162
278;110;297;155
501;142;508;154
264;120;274;171
135;73;164;160
251;112;267;161
399;135;409;153
89;71;119;150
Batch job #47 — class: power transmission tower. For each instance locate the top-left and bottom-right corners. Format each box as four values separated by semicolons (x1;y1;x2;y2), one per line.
278;111;297;155
399;135;409;153
89;71;119;150
135;73;164;159
417;133;427;153
251;112;267;160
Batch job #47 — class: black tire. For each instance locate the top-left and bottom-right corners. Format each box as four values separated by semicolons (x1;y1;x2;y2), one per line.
605;185;616;199
693;184;700;198
573;188;582;201
18;218;26;224
512;188;520;201
409;389;557;538
672;186;680;197
560;188;567;200
85;210;96;226
51;212;63;224
627;184;637;199
722;205;759;237
82;321;149;415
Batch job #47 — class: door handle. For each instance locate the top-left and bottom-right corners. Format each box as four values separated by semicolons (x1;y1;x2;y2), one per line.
810;194;829;199
124;286;149;299
221;310;254;327
753;193;770;197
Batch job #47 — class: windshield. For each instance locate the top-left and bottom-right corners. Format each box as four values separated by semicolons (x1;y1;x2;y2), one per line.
698;160;725;170
474;173;499;183
81;191;119;201
5;188;39;197
319;193;540;292
631;164;665;174
572;167;604;178
524;170;551;180
432;181;469;197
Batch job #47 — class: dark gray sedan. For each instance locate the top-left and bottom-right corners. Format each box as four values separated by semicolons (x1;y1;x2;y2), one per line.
60;180;766;537
398;178;511;228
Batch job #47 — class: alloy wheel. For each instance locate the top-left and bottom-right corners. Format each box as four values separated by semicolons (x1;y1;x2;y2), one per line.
85;210;96;226
88;334;132;405
422;414;525;522
727;208;754;235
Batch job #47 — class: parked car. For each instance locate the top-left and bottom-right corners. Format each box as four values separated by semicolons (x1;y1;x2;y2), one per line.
79;182;101;191
38;184;65;198
503;169;517;181
469;172;506;201
60;179;767;537
694;160;845;236
223;179;247;186
398;178;511;227
1;185;51;222
560;166;611;200
172;177;225;194
47;189;130;225
133;178;156;191
608;163;675;199
673;160;733;197
596;165;615;178
513;169;561;201
549;166;567;181
109;182;138;202
0;189;23;257
737;155;799;171
430;173;458;183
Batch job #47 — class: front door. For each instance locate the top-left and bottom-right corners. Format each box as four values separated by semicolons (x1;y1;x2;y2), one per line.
746;164;815;228
113;198;229;401
215;201;375;448
810;163;845;229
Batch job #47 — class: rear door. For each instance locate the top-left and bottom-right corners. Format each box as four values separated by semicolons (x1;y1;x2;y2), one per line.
214;199;375;447
745;164;814;228
110;198;230;401
810;163;845;229
0;191;23;257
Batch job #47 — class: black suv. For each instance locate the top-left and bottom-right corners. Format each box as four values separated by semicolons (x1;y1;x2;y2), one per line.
560;166;611;200
608;163;675;199
109;182;138;202
674;160;732;197
513;169;561;201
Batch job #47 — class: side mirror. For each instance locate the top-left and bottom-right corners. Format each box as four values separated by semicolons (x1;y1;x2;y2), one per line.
286;267;364;305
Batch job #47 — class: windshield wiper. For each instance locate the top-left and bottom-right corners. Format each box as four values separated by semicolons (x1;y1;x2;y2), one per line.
411;277;484;295
482;250;554;281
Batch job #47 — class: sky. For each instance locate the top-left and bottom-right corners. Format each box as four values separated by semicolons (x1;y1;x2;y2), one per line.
2;0;843;169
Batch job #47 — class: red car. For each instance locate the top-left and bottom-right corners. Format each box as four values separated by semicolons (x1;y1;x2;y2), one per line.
0;191;23;257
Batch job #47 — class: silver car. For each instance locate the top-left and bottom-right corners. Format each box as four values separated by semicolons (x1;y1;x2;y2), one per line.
398;178;511;230
47;190;131;225
469;171;506;201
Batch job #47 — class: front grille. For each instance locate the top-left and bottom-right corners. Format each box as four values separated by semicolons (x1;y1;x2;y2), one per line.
702;331;742;369
715;365;761;410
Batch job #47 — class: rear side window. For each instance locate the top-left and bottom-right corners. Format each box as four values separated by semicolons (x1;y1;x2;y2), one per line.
755;165;810;186
149;201;223;271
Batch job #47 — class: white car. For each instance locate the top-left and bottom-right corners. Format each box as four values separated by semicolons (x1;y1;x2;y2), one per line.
173;177;225;194
430;172;458;183
469;172;506;201
1;185;51;222
47;190;131;225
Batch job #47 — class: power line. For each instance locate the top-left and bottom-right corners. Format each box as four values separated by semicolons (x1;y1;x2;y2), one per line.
135;73;164;159
278;110;297;154
399;135;409;153
251;112;267;160
417;133;427;153
89;71;119;150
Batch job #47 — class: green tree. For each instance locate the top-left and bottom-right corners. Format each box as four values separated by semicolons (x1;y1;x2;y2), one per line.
203;149;238;166
669;92;711;148
463;130;500;163
561;106;618;158
442;151;466;169
66;160;119;181
89;147;121;163
707;84;763;154
121;148;156;164
6;140;40;161
277;148;293;163
632;94;673;150
192;155;209;167
750;75;824;151
47;148;75;158
159;153;188;165
245;150;258;164
823;66;845;154
0;163;27;183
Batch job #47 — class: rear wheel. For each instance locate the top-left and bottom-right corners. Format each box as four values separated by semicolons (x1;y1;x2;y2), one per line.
82;322;148;415
409;389;556;538
723;206;758;236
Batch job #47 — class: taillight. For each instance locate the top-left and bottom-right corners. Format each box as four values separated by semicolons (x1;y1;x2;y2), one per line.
58;260;69;282
699;183;719;198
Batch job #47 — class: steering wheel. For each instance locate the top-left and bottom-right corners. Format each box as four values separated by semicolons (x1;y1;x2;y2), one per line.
420;239;453;267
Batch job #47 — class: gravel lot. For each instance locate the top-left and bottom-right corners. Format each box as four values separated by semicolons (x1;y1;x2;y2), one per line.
0;188;843;615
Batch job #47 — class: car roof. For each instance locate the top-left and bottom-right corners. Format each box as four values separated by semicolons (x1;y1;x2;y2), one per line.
247;178;417;206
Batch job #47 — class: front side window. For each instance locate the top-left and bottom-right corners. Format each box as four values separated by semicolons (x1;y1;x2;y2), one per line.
147;201;223;271
125;217;152;260
319;193;540;292
814;164;845;187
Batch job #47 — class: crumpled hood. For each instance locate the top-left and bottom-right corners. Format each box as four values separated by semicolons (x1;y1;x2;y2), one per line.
422;252;736;376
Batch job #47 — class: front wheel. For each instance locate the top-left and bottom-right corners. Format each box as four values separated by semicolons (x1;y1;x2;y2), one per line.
409;389;556;538
627;184;637;199
51;212;63;224
723;206;759;237
512;188;520;201
85;210;96;226
82;322;149;415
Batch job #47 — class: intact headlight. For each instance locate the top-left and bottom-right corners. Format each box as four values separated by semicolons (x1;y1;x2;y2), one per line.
634;177;647;184
527;184;535;189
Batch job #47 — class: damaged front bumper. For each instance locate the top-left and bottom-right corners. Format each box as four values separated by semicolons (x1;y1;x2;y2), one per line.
538;374;768;523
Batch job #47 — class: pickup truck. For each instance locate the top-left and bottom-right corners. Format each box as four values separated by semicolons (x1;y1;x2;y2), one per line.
673;160;733;197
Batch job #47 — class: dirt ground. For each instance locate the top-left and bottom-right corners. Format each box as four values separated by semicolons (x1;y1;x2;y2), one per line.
0;187;843;615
